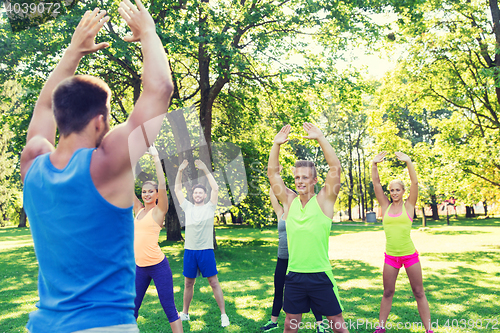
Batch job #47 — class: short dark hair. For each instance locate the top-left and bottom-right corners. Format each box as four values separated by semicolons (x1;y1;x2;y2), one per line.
294;160;317;178
53;75;111;136
192;184;207;193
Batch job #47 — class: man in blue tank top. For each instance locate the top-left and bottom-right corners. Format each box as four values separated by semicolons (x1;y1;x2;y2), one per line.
20;1;173;332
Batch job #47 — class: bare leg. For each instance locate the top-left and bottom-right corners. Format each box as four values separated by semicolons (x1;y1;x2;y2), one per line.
169;318;183;333
405;262;431;331
207;275;226;314
182;277;196;314
378;263;400;328
284;313;302;333
326;313;349;333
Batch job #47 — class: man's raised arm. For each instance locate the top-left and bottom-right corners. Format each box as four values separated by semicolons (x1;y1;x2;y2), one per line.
98;0;173;171
174;160;188;206
21;9;110;181
303;122;341;218
195;159;219;206
267;125;291;205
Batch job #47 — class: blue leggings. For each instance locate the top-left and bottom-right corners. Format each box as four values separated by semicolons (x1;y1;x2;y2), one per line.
134;257;180;323
272;257;322;321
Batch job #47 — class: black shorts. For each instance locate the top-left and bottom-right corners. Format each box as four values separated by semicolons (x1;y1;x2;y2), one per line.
283;271;342;316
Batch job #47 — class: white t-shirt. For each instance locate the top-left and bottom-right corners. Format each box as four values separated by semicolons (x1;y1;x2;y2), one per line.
180;200;216;250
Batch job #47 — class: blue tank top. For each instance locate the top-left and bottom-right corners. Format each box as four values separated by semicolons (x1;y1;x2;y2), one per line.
23;148;136;333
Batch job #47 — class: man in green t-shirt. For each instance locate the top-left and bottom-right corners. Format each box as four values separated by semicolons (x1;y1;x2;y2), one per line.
267;123;348;333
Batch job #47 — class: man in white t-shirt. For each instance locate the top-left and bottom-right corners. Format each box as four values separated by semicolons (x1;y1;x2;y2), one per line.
174;159;229;327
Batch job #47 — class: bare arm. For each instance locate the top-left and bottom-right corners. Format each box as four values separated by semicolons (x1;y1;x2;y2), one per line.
267;125;293;207
133;195;144;216
21;9;110;181
174;159;188;206
372;151;390;214
304;122;341;219
269;187;284;219
149;146;168;226
195;159;219;206
91;0;173;197
395;152;418;210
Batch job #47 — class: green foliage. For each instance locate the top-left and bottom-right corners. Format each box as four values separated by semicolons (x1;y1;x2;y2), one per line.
388;0;500;192
0;81;24;225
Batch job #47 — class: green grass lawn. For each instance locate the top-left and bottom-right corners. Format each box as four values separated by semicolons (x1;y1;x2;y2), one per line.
1;217;499;332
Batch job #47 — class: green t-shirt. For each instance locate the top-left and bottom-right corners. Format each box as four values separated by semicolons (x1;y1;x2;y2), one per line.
287;195;332;273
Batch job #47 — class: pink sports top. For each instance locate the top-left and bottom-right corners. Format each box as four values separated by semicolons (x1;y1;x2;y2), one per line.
134;208;165;267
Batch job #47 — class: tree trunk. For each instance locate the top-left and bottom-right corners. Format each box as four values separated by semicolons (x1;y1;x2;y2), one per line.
0;203;7;227
484;200;488;216
18;206;27;228
162;109;197;242
347;144;354;221
465;206;476;218
430;195;439;220
421;206;426;227
213;225;218;250
166;195;183;241
356;145;365;221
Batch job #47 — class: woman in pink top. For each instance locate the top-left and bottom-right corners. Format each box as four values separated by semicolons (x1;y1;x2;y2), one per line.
133;146;183;333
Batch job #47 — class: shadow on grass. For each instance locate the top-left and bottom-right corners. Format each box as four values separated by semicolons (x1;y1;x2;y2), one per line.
416;216;500;227
0;226;32;242
0;245;38;332
423;230;491;236
423;251;500;266
2;227;499;333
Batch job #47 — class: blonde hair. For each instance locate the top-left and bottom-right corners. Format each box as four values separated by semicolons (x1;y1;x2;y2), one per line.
389;179;405;191
294;160;317;178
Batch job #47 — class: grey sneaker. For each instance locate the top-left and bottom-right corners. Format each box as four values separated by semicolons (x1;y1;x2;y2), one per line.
179;312;190;321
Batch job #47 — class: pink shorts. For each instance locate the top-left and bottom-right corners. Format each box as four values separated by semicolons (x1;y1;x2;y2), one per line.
384;251;419;269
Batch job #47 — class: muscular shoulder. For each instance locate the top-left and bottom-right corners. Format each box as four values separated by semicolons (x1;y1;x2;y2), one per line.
21;136;54;182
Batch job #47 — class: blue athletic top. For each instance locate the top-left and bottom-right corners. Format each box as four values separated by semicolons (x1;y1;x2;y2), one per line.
23;148;136;333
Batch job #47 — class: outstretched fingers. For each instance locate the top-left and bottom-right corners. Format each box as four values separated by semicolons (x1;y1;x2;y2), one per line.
71;8;109;54
134;0;146;11
373;151;388;163
395;152;412;163
118;2;132;22
90;9;108;30
280;124;291;134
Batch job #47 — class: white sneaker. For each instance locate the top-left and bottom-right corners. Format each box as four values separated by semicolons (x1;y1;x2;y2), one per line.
221;314;230;327
179;312;190;321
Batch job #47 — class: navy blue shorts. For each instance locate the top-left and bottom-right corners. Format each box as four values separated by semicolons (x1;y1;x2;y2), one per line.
283;271;343;316
183;249;218;278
